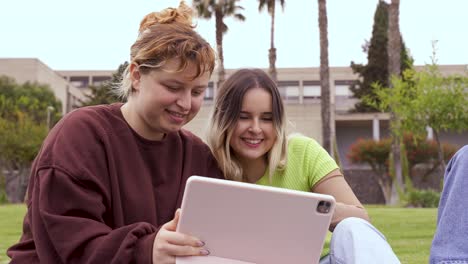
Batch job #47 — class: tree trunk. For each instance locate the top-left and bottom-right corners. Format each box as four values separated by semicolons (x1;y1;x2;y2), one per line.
215;8;225;90
389;132;403;204
4;166;29;203
388;0;403;205
388;0;401;77
373;167;392;204
268;1;277;83
318;0;332;154
433;130;446;175
378;165;393;204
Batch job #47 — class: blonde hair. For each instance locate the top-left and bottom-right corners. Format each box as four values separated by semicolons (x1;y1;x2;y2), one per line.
207;69;288;182
117;1;215;99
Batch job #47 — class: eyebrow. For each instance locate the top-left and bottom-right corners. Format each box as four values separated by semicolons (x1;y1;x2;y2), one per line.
239;111;273;115
162;79;207;89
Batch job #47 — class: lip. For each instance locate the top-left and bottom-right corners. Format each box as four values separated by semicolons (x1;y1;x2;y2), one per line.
166;109;187;124
241;138;263;148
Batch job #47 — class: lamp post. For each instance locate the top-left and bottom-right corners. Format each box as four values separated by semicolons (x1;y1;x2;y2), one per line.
46;106;55;131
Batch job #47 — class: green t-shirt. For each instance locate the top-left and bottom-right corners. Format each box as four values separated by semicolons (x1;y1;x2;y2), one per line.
256;135;339;191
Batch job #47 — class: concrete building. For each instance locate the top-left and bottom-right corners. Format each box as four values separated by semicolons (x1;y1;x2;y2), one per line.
0;58;86;114
1;58;467;168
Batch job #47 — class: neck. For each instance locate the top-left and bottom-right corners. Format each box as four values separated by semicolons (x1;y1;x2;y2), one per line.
239;156;268;183
121;101;165;141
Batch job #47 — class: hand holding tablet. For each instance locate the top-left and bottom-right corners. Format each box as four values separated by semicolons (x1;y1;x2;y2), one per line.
176;176;335;264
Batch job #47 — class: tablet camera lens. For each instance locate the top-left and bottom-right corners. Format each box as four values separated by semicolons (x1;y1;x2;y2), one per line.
316;201;331;214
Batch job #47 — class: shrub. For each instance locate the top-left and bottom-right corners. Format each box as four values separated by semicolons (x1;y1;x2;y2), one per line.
0;190;7;204
403;133;458;173
348;133;459;178
347;138;391;173
406;189;440;208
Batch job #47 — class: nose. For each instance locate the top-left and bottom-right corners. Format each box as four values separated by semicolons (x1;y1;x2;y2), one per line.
176;91;191;111
248;119;262;134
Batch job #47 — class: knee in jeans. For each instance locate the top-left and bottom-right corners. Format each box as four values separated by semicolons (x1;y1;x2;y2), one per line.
335;217;368;232
334;217;387;241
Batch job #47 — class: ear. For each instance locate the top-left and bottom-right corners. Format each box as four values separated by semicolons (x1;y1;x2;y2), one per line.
130;63;141;91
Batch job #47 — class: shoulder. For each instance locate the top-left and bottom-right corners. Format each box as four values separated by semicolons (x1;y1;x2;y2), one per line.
179;129;205;144
38;104;123;165
178;129;223;178
51;104;122;139
448;145;468;169
455;145;468;159
286;134;334;166
62;104;119;128
287;134;321;153
178;129;212;153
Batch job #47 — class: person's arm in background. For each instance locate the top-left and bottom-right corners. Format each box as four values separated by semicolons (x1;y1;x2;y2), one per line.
430;145;468;264
312;169;370;231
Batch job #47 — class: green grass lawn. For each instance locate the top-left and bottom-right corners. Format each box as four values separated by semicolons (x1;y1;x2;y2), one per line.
0;204;437;264
0;204;27;264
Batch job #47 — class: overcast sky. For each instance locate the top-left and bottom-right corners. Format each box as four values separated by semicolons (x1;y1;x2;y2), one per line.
1;0;467;71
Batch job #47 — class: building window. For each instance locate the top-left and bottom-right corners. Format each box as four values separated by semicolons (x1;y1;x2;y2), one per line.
303;80;321;100
334;80;354;98
92;76;112;86
69;76;89;88
278;80;300;102
204;82;214;100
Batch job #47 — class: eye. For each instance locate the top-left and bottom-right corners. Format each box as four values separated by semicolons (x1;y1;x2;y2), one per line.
166;86;179;92
239;114;250;120
192;89;205;97
261;115;273;121
162;82;180;92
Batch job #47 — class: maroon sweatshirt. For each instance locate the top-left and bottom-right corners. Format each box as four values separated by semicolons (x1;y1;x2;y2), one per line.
7;103;223;263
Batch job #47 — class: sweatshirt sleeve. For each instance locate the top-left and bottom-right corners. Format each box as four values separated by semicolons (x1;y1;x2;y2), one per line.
30;167;157;264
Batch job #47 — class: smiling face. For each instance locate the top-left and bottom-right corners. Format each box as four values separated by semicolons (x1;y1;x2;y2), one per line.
229;87;277;165
124;58;210;140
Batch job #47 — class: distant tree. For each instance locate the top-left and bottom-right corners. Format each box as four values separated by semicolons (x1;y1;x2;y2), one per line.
81;62;127;106
0;116;47;203
0;76;60;202
349;0;412;113
193;0;245;88
0;76;62;124
258;0;285;83
370;64;468;176
318;0;332;154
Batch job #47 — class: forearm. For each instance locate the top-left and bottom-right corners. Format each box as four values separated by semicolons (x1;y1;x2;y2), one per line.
329;202;370;231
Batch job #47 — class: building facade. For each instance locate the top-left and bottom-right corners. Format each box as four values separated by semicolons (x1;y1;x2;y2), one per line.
1;58;467;168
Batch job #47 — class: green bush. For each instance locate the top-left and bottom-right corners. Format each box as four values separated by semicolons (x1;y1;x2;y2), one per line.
406;189;440;208
0;190;7;204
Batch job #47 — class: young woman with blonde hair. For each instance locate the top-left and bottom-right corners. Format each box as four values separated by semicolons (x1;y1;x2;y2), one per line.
9;2;220;263
207;68;401;263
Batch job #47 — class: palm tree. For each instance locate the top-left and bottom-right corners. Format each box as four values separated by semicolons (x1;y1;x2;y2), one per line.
388;0;401;77
318;0;332;154
193;0;245;89
258;0;285;83
388;0;403;204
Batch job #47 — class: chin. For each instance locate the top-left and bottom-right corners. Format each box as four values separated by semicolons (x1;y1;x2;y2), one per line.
242;153;265;161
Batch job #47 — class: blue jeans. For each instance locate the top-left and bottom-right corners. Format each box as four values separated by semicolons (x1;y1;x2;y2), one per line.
430;145;468;264
319;217;400;264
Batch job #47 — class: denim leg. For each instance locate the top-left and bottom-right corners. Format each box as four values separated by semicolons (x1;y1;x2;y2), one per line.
319;254;331;264
329;217;400;264
430;145;468;264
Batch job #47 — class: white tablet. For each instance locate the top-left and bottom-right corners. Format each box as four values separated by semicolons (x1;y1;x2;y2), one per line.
176;176;335;264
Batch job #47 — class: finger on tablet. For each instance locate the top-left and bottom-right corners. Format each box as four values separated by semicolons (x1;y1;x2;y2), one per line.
167;244;210;257
164;209;181;232
165;230;205;248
